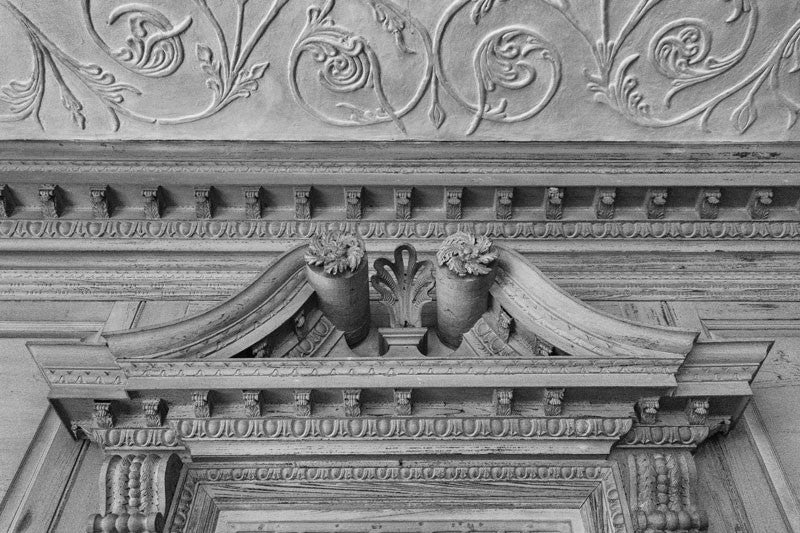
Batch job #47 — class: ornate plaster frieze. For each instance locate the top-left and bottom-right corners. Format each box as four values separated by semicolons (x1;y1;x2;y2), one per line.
4;2;800;142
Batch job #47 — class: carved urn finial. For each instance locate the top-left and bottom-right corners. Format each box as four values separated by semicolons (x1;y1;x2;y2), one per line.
304;229;371;346
435;232;498;349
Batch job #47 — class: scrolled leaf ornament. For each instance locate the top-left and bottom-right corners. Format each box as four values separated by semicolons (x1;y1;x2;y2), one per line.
467;27;561;134
81;0;192;78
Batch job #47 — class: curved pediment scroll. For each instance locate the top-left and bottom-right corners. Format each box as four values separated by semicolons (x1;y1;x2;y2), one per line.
103;244;313;360
461;246;698;361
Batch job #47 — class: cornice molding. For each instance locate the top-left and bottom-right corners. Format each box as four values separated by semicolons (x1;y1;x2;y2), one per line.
1;142;800;184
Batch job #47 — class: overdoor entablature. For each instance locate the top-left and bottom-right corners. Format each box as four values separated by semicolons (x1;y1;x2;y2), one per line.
27;234;772;533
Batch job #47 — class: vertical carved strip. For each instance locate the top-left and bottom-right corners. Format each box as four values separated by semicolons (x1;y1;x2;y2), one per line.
495;187;513;220
494;388;513;416
192;391;211;418
394;187;412;220
343;389;361;417
394;389;412;416
294;186;311;220
594;187;616;219
444;187;463;220
544;388;564;416
39;184;60;218
194;186;212;219
90;186;111;219
344;186;363;220
748;188;773;219
645;188;668;219
545;187;564;220
142;187;161;220
244;187;263;219
696;188;721;220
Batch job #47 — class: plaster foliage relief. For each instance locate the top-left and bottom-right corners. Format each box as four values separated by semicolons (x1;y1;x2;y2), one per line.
2;0;800;140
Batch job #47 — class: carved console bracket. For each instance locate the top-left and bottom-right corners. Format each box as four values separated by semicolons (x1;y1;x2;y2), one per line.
244;187;263;219
444;187;463;220
595;188;617;219
636;397;660;425
39;184;60;219
495;187;514;220
192;391;211;419
94;400;115;429
143;398;165;428
343;389;362;418
394;389;412;416
294;186;311;220
545;187;564;220
87;453;182;533
697;188;721;220
194;187;213;219
142;187;162;220
344;186;363;220
243;390;262;418
645;188;668;220
494;388;514;416
686;397;710;425
544;388;565;416
294;389;311;417
748;188;773;219
91;186;111;219
0;185;13;218
394;187;412;220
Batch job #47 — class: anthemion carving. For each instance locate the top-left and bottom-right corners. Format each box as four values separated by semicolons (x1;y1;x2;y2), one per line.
748;188;773;219
394;187;412;220
90;186;111;219
294;186;311;220
371;244;435;328
495;187;514;220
